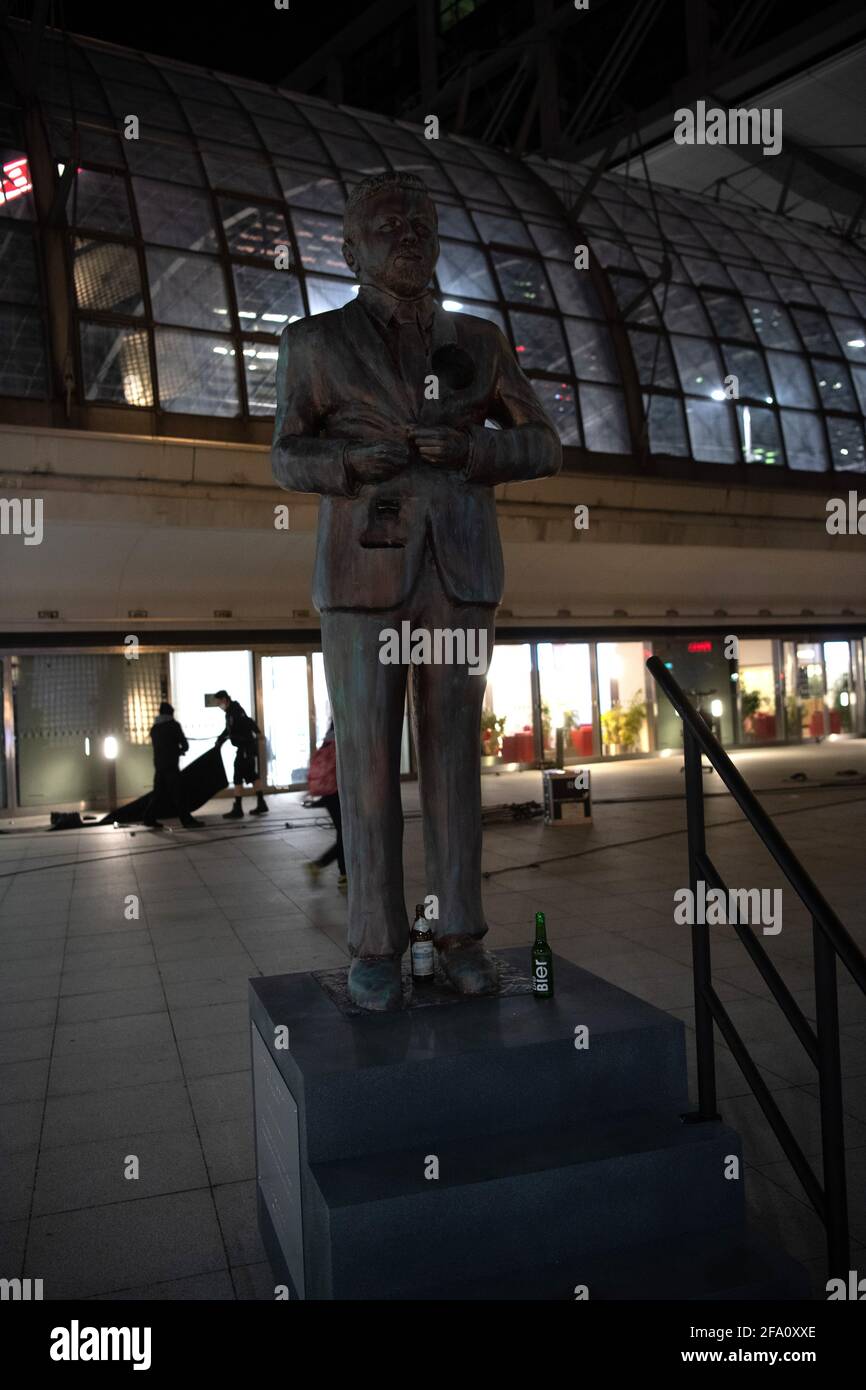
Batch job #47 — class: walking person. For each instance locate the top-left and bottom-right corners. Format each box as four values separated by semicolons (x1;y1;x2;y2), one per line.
143;702;204;830
213;689;269;820
305;721;346;890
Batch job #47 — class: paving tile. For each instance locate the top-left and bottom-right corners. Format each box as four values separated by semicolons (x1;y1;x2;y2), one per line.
25;1190;227;1298
198;1119;255;1185
94;1269;236;1300
177;1031;251;1080
0;1099;43;1154
48;1042;183;1098
212;1180;267;1267
0;1147;38;1219
32;1127;208;1216
187;1071;252;1127
41;1081;194;1149
0;1059;49;1104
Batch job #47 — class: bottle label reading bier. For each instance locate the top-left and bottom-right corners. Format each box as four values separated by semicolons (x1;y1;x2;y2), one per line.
533;960;550;993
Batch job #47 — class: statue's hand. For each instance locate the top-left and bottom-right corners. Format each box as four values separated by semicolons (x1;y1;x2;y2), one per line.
408;426;471;469
346;442;408;485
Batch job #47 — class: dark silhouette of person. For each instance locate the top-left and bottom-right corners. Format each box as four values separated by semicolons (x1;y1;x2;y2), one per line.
306;720;345;890
213;690;269;819
143;702;204;830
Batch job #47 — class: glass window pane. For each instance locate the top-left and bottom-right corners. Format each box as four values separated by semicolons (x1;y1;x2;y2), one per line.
183;99;259;145
133;178;218;252
609;272;658;326
730;266;774;297
826;417;866;472
73;169;133;235
243;342;279;417
531;379;579;446
219;197;289;259
453;302;506;330
260;656;311;786
746;298;798;349
529;222;579;261
597;643;650;753
721;344;771;400
537;643;593;760
780;409;827;471
306;276;358;316
74;239;144;315
681;255;733;289
564;318;620;382
684;398;738;463
657;283;711;335
318;133;387;173
155;329;240;415
255;120;328;164
819;285;855;315
671;336;725;397
290;209;350;276
169;651;253;770
124;138;204;185
644;393;688;455
201;146;277;197
592;237;639;272
164;71;236;107
771;275;815;306
705;292;755;341
232;263;303;331
736;404;783;465
792;308;839;356
444;163;509;205
579;384;630;453
103;82;187;132
629;329;677;388
850;364;866;415
830;317;866;363
765;350;818;409
493;252;553;308
508;312;569;373
0;226;40;303
473;211;531;248
482;644;533;761
812;357;857;411
0;305;47;396
146;249;229;330
276;162;345;213
435;203;474;239
80;322;152;406
437;239;495;300
547;261;603;318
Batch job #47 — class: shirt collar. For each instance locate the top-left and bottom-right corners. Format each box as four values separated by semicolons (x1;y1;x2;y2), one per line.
358;283;436;332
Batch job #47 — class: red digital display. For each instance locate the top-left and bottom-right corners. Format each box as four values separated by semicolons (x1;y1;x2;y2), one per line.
687;641;713;653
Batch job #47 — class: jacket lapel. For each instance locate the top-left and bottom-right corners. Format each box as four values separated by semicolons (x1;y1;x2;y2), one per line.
341;297;415;420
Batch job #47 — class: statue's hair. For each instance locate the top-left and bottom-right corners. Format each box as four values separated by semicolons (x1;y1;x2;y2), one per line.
343;171;436;242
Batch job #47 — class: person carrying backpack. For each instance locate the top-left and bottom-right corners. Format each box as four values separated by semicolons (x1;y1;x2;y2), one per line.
305;721;345;890
213;690;269;820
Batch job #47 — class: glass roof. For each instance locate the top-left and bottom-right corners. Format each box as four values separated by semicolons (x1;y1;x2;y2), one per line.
1;24;865;474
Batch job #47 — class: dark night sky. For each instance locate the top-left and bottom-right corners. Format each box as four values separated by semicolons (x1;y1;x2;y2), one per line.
18;0;374;83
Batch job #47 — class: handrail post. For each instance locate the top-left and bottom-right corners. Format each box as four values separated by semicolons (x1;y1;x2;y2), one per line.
683;724;719;1121
813;919;850;1279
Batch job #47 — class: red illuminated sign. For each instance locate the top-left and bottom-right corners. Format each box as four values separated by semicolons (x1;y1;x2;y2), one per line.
1;156;32;205
687;641;713;653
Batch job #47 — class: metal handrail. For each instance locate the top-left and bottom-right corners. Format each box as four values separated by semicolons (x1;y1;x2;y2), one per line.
646;654;866;1278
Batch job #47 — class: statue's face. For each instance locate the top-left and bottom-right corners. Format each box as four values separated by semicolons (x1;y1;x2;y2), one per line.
343;188;438;297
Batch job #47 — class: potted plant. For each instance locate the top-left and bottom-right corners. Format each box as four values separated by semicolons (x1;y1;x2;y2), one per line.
480;710;506;757
602;690;646;754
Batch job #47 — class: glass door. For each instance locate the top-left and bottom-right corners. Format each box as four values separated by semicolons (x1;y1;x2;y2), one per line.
261;655;312;788
824;641;854;737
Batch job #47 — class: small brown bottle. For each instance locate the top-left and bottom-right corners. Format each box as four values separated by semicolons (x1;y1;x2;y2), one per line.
410;903;435;985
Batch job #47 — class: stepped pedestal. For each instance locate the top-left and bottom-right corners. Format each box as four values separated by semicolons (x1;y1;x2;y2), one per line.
249;947;809;1301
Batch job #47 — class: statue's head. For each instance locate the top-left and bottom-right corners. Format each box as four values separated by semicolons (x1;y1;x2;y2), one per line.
342;172;438;298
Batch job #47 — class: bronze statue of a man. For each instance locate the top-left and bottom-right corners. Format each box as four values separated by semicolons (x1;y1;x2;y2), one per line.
272;170;561;1010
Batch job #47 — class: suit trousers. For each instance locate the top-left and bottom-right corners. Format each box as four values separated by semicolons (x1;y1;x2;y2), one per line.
320;542;496;959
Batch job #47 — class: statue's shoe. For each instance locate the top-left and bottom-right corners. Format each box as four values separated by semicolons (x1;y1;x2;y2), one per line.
437;937;500;996
348;957;404;1012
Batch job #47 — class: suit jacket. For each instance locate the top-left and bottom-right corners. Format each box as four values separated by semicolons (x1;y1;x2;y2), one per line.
271;294;562;611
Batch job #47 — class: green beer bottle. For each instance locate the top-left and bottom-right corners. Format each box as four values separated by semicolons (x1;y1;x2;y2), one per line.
531;911;554;998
